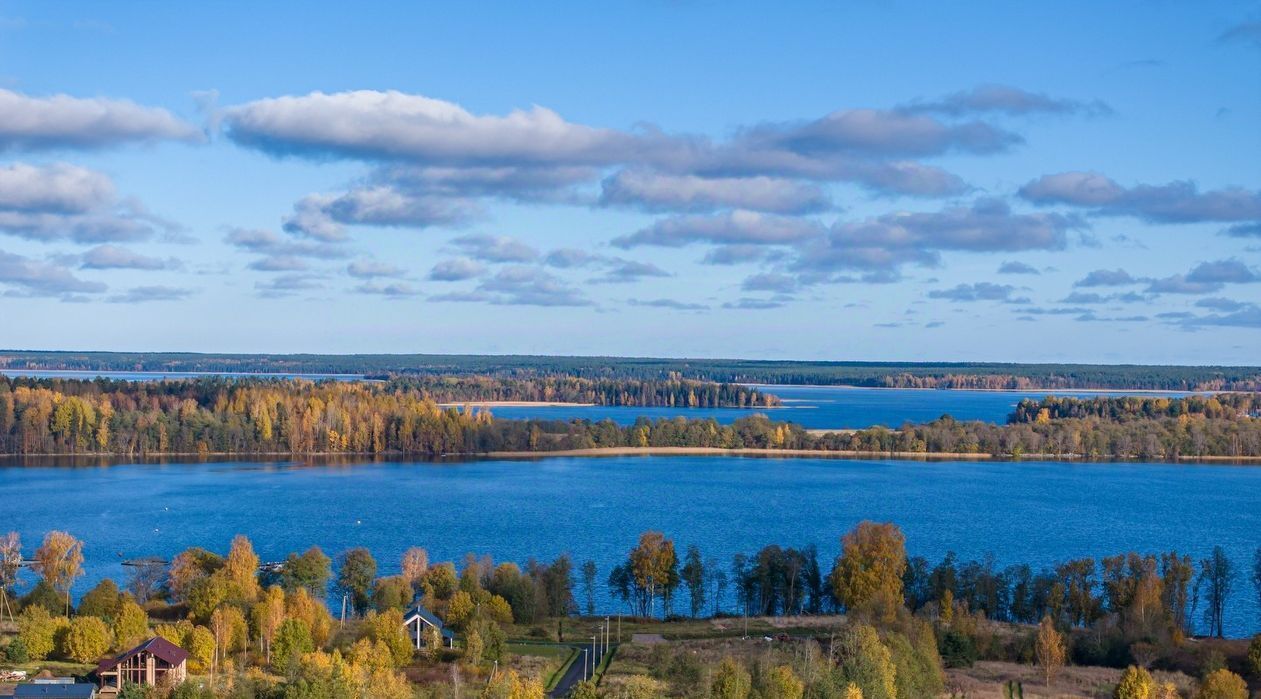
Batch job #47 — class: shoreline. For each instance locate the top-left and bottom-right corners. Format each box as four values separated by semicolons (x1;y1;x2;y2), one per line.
481;446;1261;463
743;383;1216;395
3;447;1260;464
438;400;596;407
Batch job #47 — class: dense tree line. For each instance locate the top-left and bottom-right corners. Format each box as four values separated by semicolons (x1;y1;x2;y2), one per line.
5;350;1260;390
1010;394;1261;423
2;377;1259;459
389;375;779;408
4;526;1261;697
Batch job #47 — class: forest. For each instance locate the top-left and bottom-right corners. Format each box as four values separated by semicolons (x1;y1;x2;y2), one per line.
388;375;779;408
4;350;1261;390
2;523;1260;697
1;376;1260;459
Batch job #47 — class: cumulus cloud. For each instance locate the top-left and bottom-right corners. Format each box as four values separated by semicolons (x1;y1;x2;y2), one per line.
224;89;1004;207
354;281;419;297
433;265;590;306
1196;297;1249;312
347;259;407;279
928;282;1029;303
450;233;539;263
543;248;601;268
1185;258;1259;284
80;244;176;271
1074;268;1137;287
997;260;1040;275
284;187;479;240
0;248;106;297
599;170;830;214
224;90;633;166
722;297;786;310
224;227;346;263
899;84;1111;117
612;210;824;248
254;274;324;297
627;298;708;311
1020;171;1261;223
791;198;1078;279
428;257;486;281
0;89;201;151
741;272;799;293
700;245;772;266
248;256;308;272
0;162;175;243
1177;306;1261;329
1144;275;1223;295
590;258;670;284
107;285;193;303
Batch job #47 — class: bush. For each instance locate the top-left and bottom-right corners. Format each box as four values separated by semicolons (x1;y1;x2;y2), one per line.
17;605;69;660
938;628;978;668
6;638;29;663
1194;669;1247;699
63;616;112;663
1246;634;1261;679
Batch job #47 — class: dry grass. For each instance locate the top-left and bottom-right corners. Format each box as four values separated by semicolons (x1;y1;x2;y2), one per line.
946;660;1197;698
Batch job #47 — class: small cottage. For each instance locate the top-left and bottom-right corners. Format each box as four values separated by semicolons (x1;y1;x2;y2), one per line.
95;637;188;694
402;603;455;649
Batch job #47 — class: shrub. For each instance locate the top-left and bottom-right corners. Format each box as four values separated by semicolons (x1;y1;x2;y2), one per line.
63;616;112;663
1193;669;1247;699
938;627;978;668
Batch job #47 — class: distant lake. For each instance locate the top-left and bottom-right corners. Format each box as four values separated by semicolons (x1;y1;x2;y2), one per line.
0;370;1197;427
0;369;365;382
2;456;1256;637
481;385;1198;428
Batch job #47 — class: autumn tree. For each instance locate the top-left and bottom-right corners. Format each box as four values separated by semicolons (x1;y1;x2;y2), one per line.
223;534;262;604
63;615;111;662
835;624;896;699
337;548;377;616
251;585;286;664
401;547;429;588
111;597;149;650
280;546;332;596
1193;669;1247;699
1035;615;1066;687
1114;665;1154;699
0;532;20;621
711;657;752;699
17;605;68;660
31;530;84;615
830;522;907;623
627;531;677;618
759;664;804;699
272;618;314;672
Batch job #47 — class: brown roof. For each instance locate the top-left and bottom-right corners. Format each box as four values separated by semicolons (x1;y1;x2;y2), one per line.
96;636;189;673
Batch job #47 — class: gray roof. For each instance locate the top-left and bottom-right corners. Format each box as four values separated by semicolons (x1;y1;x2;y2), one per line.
14;684;97;699
403;603;456;638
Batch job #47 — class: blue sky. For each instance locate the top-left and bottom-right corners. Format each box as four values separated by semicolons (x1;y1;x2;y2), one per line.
0;1;1258;362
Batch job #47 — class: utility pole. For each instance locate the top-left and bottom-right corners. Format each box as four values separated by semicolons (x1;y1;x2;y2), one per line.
604;616;610;652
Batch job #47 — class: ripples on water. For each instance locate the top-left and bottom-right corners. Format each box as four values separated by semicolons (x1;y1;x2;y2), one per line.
2;455;1257;637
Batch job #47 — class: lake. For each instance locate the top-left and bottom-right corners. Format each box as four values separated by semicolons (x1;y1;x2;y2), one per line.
1;370;1194;428
3;456;1257;637
481;385;1198;429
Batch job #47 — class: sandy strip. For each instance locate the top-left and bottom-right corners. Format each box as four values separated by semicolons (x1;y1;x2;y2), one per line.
482;446;1261;462
439;401;596;407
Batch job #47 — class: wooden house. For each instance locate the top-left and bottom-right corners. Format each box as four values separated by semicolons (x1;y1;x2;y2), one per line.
402;603;455;650
95;637;188;694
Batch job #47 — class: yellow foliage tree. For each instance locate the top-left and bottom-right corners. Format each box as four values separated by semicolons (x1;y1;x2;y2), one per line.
1035;616;1066;687
830;522;906;623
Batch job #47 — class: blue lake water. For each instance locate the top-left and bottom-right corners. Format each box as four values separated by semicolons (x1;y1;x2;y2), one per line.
2;371;1193;428
2;456;1257;636
482;385;1197;429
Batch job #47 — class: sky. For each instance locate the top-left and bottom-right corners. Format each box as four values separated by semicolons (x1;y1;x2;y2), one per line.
0;1;1258;363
